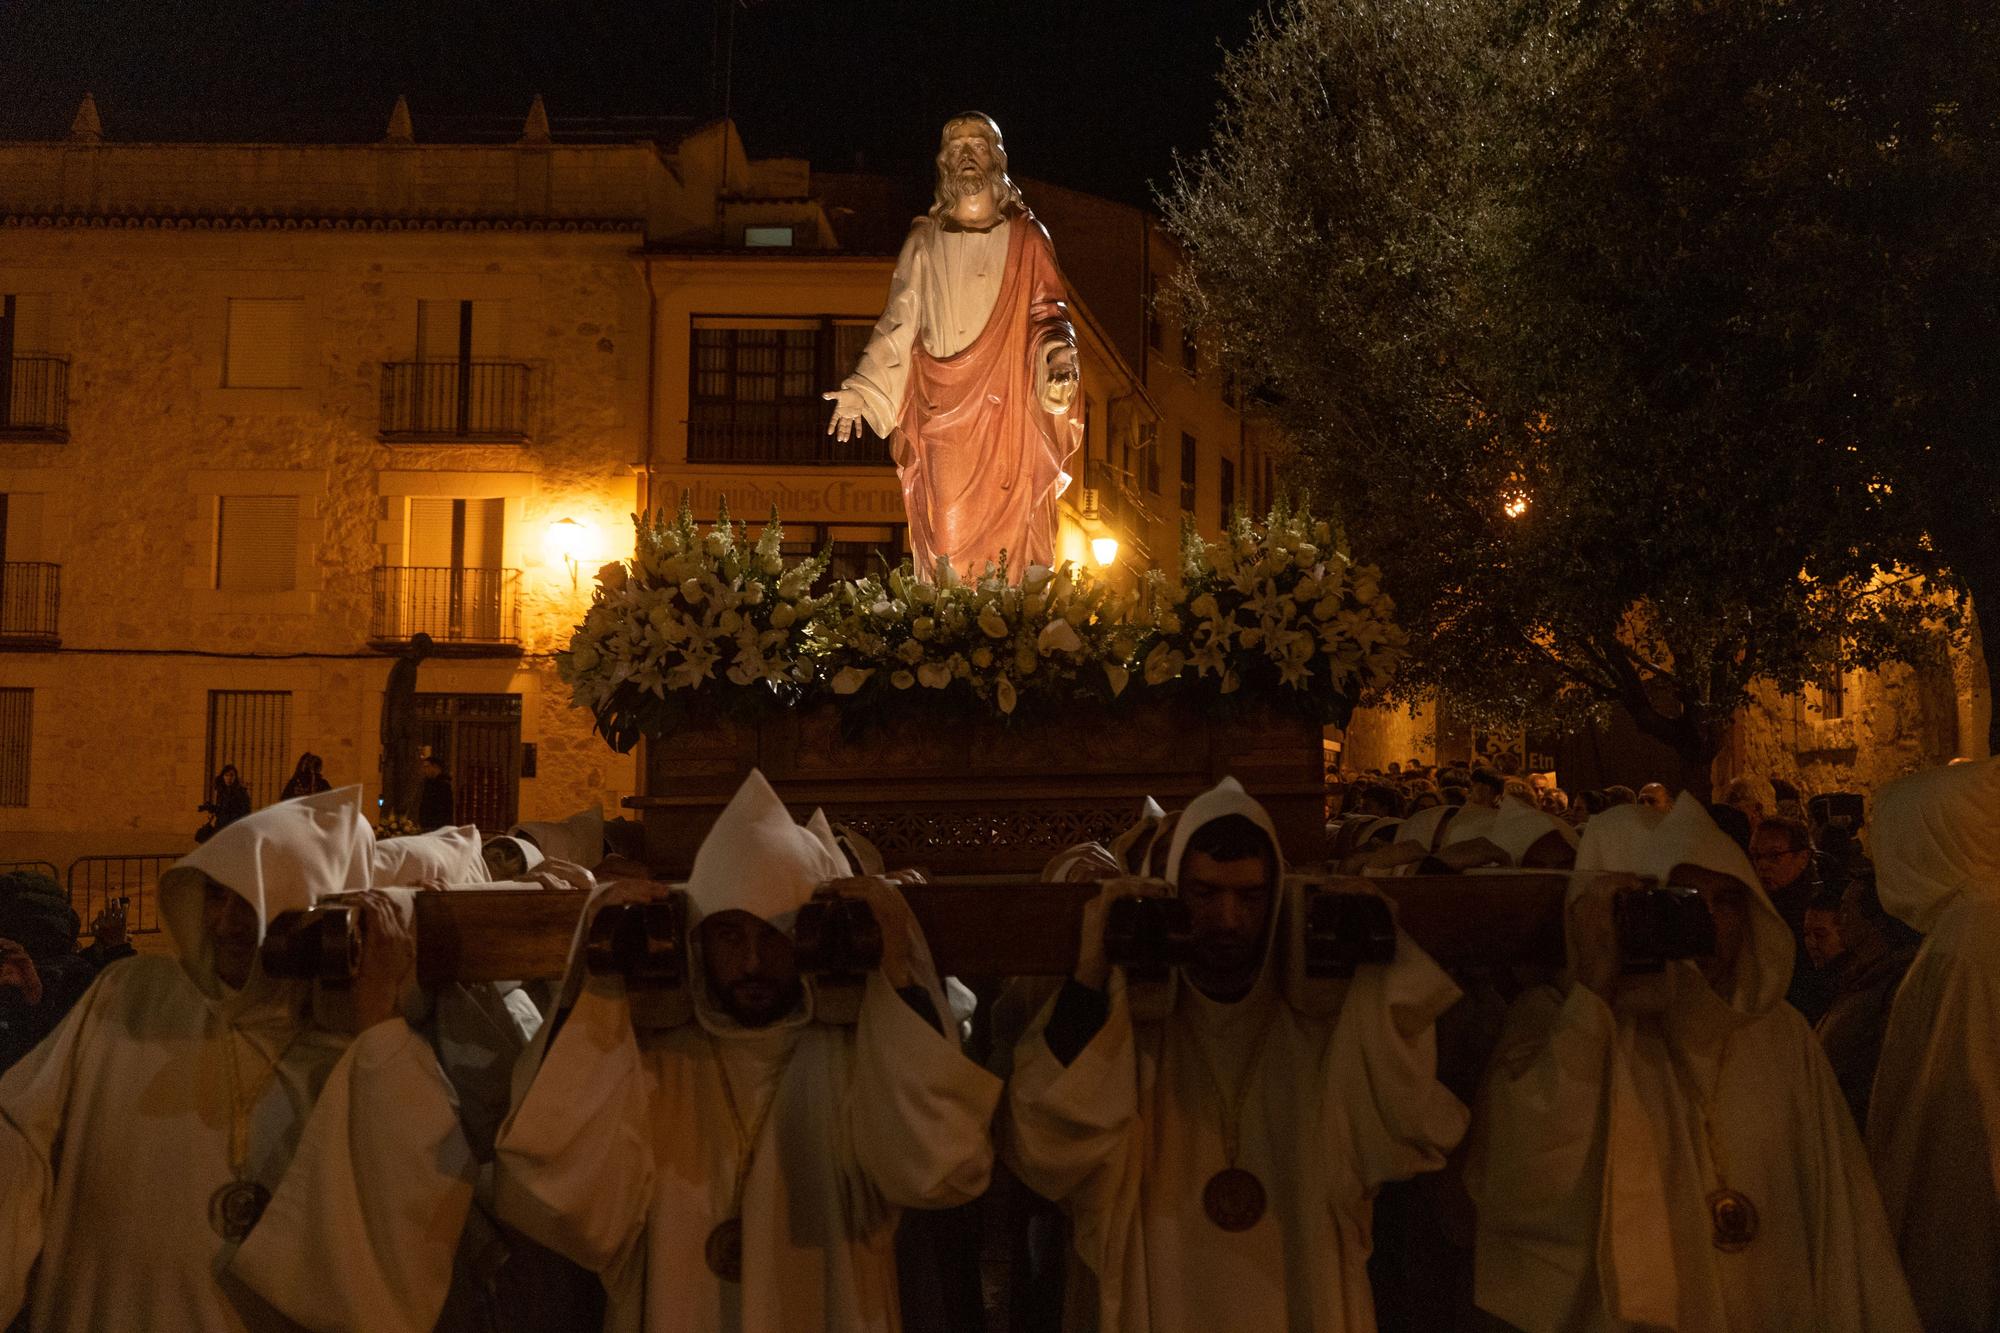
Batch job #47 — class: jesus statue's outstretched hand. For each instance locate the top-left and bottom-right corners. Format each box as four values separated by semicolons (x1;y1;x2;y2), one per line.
823;387;868;444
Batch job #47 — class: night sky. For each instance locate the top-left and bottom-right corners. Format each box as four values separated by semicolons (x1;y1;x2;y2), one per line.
0;0;1262;206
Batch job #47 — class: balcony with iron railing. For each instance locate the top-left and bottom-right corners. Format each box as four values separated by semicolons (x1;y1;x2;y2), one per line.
370;566;521;655
380;361;532;443
0;355;69;441
0;562;60;648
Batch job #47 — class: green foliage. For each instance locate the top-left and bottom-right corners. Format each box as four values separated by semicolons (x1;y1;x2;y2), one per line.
1165;0;1990;773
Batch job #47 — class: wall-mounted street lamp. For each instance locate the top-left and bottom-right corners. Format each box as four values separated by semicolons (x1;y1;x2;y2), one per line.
546;516;599;589
1091;535;1120;568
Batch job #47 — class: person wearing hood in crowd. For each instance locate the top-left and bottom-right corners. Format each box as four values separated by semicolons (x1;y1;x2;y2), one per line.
1004;777;1468;1332
1637;782;1673;813
493;769;1000;1332
507;806;607;871
1465;797;1919;1332
1866;756;2000;1333
480;832;597;894
0;786;476;1333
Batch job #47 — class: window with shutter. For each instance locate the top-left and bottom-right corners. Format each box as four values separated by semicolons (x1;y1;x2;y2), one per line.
0;688;28;806
224;298;305;388
215;496;300;592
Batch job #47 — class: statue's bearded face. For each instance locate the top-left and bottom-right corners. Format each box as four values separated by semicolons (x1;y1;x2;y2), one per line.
942;123;1000;199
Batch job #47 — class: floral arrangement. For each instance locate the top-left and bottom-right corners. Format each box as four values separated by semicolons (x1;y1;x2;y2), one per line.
373;812;421;839
558;496;1406;752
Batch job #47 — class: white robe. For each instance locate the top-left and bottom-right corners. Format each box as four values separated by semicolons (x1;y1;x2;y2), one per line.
1004;778;1468;1333
494;970;1000;1333
1865;756;2000;1333
1465;797;1919;1333
841;217;1028;439
493;770;1001;1333
0;787;475;1333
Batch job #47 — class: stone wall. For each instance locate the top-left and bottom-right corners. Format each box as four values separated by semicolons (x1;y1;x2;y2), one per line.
0;226;644;864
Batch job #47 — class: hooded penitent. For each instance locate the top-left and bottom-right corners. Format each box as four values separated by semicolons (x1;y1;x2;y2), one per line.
1466;793;1919;1333
0;786;474;1333
1866;756;2000;1332
372;823;488;887
1485;796;1580;869
1006;777;1467;1333
495;768;999;1333
509;806;608;871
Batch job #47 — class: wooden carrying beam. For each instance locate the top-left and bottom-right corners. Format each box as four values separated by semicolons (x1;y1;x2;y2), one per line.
401;874;1572;984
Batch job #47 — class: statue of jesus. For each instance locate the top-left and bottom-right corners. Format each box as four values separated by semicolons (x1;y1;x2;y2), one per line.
824;112;1082;582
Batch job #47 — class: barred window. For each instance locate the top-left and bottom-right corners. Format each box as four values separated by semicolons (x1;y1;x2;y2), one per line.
205;690;291;812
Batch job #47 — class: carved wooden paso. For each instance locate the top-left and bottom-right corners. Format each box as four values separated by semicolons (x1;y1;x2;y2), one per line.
388;874;1570;983
629;700;1331;878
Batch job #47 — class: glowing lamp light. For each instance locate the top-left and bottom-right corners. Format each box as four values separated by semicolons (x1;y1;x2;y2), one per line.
1090;535;1120;567
546;516;599;587
1502;493;1529;520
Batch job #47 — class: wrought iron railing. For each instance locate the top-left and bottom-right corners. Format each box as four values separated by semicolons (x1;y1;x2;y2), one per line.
379;361;531;441
372;566;521;645
0;355;68;439
0;562;60;643
687;403;893;466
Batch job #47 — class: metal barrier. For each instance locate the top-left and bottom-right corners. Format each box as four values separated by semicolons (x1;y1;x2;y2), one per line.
66;853;187;936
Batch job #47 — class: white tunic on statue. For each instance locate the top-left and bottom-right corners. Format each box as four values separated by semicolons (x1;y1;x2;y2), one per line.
841;219;1012;438
1465;798;1920;1333
1866;756;2000;1333
494;770;1001;1333
0;787;475;1333
1005;779;1469;1333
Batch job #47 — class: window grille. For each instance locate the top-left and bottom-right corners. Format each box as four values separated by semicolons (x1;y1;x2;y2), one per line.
688;319;889;465
414;693;523;832
205;690;292;812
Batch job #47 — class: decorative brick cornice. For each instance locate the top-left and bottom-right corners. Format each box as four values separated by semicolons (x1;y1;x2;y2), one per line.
0;212;642;233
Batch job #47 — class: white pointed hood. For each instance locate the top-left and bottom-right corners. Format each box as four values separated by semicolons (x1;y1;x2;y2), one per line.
1487;796;1579;867
1872;756;2000;933
1398;803;1457;853
158;786;372;1002
1644;794;1790;1015
508;806;606;869
1437;801;1500;849
371;824;487;887
1572;796;1789;1016
687;769;848;931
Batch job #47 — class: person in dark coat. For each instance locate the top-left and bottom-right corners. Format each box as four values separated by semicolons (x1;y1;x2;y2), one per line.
418;755;456;831
280;751;332;801
0;872;135;1073
198;764;253;837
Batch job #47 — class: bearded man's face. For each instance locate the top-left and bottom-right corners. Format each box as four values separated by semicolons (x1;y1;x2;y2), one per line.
943;125;999;199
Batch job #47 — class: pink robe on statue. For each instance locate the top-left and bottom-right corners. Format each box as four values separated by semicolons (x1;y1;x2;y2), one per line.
846;211;1080;581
